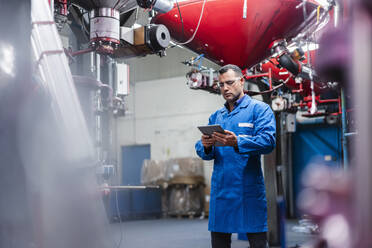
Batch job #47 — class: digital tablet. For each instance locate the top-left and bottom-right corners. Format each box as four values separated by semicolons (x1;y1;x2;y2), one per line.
197;125;225;146
198;125;225;135
197;124;225;136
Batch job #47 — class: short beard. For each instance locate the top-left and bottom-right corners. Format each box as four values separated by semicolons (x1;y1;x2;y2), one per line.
227;93;241;104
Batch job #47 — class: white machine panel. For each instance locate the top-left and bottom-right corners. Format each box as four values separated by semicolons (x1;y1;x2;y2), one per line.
116;63;129;96
285;113;296;133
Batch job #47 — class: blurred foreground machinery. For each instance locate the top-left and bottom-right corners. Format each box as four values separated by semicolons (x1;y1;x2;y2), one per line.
295;0;372;247
52;0;174;193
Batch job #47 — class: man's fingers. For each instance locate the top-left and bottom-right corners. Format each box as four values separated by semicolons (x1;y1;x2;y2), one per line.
212;132;225;138
202;140;212;144
214;136;226;144
202;134;215;148
223;130;235;135
213;133;232;140
204;130;236;146
203;140;214;144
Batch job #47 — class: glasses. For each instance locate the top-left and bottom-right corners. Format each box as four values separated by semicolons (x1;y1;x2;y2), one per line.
218;78;241;88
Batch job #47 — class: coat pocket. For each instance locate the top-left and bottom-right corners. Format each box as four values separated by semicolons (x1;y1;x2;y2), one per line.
235;126;254;137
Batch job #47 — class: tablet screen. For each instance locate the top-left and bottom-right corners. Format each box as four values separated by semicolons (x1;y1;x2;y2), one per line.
197;125;225;146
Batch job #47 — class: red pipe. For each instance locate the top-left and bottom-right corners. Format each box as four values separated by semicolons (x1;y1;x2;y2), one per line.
338;95;342;114
244;72;270;79
292;82;304;93
244;70;273;90
69;47;94;57
318;98;340;104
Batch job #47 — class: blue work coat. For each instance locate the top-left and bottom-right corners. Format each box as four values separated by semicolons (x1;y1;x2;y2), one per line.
195;95;276;233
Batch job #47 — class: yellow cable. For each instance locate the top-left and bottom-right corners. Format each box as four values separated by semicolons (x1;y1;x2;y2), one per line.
317;5;321;24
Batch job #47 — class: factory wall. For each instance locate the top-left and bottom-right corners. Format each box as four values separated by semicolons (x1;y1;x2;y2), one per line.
116;75;225;185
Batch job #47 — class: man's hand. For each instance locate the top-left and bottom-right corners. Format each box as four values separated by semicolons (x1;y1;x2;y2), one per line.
201;135;215;148
212;130;238;147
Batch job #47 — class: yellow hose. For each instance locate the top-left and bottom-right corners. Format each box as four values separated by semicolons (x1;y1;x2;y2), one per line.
317;5;321;24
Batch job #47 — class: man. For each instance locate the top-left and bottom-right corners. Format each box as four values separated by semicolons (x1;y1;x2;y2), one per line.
195;64;276;248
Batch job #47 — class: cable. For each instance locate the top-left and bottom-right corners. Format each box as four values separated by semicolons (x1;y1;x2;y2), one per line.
302;0;308;20
81;11;90;36
317;5;321;23
115;188;123;248
113;0;121;9
173;0;207;46
247;76;291;96
175;0;185;41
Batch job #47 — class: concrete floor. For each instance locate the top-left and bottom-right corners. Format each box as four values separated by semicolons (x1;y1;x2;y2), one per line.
110;218;315;248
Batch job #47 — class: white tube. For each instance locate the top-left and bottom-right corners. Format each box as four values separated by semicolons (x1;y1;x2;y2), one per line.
153;0;174;13
50;0;54;15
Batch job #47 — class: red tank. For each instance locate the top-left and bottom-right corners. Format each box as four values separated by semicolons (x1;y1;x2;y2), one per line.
153;0;319;69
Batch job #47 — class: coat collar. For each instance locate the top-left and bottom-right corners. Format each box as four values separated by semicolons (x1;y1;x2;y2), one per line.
221;94;251;114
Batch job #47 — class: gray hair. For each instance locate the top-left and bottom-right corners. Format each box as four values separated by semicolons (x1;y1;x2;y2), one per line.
218;64;243;77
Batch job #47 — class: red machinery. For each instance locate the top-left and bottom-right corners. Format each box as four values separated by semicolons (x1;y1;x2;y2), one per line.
153;0;338;116
258;49;319;96
51;0;338;115
257;49;341;115
153;0;319;68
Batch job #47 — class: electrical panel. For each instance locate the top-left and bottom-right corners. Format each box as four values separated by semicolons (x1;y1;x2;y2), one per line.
116;63;129;96
285;113;296;133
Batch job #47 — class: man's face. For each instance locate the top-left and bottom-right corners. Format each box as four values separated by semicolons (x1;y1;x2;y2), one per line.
218;69;244;103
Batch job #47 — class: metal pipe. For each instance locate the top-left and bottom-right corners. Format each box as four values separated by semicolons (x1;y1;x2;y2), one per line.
96;53;100;81
95;52;102;162
108;57;113;90
101;185;160;189
106;58;114;168
243;0;247;18
293;5;330;43
51;0;54;15
302;0;308;20
70;47;94;57
111;60;119;179
334;0;344;27
345;132;357;137
287;132;295;217
341;88;349;169
244;73;270;79
90;51;95;73
306;41;317;115
352;3;372;246
269;68;273;90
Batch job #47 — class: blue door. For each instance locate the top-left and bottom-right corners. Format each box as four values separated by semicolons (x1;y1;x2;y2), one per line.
121;144;151;185
292;124;342;216
109;144;161;220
